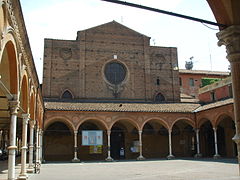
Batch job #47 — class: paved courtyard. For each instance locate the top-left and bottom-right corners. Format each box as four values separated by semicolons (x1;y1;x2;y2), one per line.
26;159;240;180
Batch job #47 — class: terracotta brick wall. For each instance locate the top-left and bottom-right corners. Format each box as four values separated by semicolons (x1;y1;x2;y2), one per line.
42;21;180;102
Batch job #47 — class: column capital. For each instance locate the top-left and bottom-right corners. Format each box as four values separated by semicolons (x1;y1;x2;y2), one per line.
8;100;19;115
138;130;142;134
194;128;200;133
217;25;240;62
213;127;217;131
22;113;30;125
168;129;172;133
74;130;78;134
29;119;36;128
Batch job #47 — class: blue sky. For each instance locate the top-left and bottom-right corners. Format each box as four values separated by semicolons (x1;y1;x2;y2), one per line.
20;0;229;82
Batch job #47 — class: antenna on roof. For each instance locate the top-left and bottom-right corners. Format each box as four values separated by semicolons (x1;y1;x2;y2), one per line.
185;57;194;70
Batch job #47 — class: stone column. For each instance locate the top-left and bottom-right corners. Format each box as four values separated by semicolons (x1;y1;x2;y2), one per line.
167;129;174;159
39;130;43;163
8;100;19;180
27;120;35;173
18;114;30;179
213;127;220;159
137;130;145;160
0;130;2;149
194;128;202;158
35;128;40;163
105;130;113;161
217;25;240;171
72;130;80;162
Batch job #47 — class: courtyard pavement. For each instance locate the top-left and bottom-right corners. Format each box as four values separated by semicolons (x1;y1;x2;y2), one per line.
25;158;240;180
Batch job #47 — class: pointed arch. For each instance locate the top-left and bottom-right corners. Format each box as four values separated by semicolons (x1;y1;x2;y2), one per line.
154;92;165;102
61;89;74;99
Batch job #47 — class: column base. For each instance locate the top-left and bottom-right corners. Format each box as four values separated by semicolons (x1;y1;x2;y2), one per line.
105;157;114;162
213;154;221;159
167;154;175;160
18;174;28;180
71;158;80;163
137;155;145;161
27;167;34;173
194;153;202;158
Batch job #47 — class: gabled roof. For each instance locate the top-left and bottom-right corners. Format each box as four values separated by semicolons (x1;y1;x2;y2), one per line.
78;21;150;38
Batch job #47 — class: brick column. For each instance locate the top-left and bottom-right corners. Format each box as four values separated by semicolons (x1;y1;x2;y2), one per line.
18;113;30;179
72;130;80;162
7;100;19;180
167;129;174;159
27;119;35;173
137;130;145;160
105;130;113;161
217;26;240;170
194;128;202;158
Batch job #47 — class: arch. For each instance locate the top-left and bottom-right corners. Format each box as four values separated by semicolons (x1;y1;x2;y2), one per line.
141;117;169;130
142;118;169;158
215;113;234;127
61;89;74;99
207;0;235;26
76;117;108;131
0;40;19;95
44;116;75;133
154;92;165;102
110;117;140;130
198;118;214;129
199;120;215;157
44;121;73;161
170;117;195;130
19;75;28;113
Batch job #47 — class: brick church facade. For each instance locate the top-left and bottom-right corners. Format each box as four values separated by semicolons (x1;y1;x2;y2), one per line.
42;21;236;162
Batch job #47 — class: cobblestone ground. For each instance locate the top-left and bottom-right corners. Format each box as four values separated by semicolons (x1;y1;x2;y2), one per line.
26;159;240;180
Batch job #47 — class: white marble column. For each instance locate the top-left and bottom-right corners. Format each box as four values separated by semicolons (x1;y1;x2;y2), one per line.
0;130;2;149
167;129;174;159
213;127;220;159
72;130;80;162
217;25;240;171
39;130;43;163
27;120;35;173
194;128;202;158
18;114;30;180
35;128;40;163
7;100;19;180
137;130;145;160
106;130;113;161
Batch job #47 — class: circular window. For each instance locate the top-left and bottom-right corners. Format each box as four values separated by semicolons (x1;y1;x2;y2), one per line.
104;62;126;85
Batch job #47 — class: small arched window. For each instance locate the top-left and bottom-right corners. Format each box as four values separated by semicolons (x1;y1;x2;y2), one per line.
61;90;73;99
155;93;165;102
